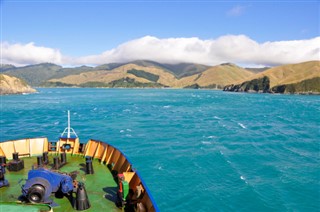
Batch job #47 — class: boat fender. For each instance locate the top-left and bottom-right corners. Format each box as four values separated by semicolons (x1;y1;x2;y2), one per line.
135;184;143;199
136;202;147;212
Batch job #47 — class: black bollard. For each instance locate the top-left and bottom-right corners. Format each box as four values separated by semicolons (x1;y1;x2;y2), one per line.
85;160;94;174
13;152;19;161
8;152;24;171
74;182;91;211
60;153;67;165
0;165;4;180
0;164;9;187
37;156;43;167
53;157;60;170
0;156;6;165
43;152;49;165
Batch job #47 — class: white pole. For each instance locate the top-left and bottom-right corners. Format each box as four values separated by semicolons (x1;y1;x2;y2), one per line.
67;110;70;138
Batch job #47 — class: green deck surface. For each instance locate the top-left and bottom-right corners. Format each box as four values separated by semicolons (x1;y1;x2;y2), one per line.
0;154;122;211
0;202;51;212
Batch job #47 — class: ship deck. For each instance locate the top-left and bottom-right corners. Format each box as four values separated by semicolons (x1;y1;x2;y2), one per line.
0;154;122;211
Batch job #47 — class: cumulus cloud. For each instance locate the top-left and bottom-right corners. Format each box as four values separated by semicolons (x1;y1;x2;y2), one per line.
2;35;320;67
1;42;63;66
72;35;320;67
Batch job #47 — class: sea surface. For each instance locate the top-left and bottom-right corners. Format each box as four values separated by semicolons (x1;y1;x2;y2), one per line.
1;88;319;211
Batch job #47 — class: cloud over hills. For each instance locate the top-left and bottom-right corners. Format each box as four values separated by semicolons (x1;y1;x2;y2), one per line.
2;35;319;67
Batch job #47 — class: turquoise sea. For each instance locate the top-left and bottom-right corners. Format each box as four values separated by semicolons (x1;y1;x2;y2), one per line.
1;88;319;211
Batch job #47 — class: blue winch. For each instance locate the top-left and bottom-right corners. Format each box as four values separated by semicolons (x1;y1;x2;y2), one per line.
21;168;74;203
21;167;91;211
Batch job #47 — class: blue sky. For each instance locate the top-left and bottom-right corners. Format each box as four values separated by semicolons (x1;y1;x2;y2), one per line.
1;0;319;66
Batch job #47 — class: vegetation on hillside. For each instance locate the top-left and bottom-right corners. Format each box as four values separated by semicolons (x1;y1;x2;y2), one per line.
272;77;320;94
3;63;62;86
79;81;109;87
184;83;224;89
80;78;165;88
90;60;210;79
224;76;320;94
51;66;94;79
159;62;210;78
224;76;270;93
127;69;160;82
0;64;16;72
201;84;224;89
41;81;75;87
104;77;164;88
223;61;319;94
245;67;270;74
184;84;200;89
3;63;95;86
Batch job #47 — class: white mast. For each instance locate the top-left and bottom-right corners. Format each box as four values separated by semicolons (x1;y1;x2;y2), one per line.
60;110;78;138
67;110;71;138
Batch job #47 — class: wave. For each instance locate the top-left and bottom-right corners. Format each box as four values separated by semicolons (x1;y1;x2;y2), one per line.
240;175;248;184
238;122;247;129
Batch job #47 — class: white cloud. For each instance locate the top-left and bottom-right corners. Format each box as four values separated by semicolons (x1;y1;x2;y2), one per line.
1;42;63;66
72;35;320;67
2;35;320;67
1;42;62;65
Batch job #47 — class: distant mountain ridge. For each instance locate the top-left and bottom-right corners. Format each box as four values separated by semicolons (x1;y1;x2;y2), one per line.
1;63;62;86
1;60;246;87
2;60;319;94
92;60;210;78
245;67;270;74
0;64;16;72
45;62;253;88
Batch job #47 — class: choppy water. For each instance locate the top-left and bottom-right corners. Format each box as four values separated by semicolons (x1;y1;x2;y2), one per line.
1;88;319;211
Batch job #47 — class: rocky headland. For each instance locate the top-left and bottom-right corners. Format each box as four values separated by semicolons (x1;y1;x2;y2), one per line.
0;74;37;95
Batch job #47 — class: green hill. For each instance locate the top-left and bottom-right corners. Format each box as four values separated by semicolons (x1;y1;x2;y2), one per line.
272;77;320;94
3;63;96;86
3;63;62;86
0;64;16;72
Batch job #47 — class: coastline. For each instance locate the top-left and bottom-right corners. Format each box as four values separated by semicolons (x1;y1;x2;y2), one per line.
2;86;319;96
